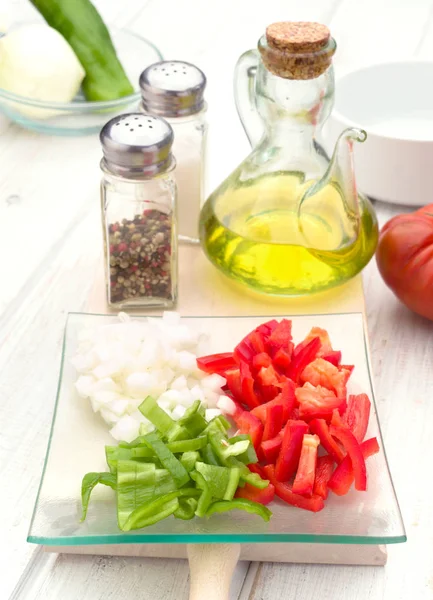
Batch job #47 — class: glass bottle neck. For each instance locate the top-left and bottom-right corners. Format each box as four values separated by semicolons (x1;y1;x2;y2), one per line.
256;63;335;143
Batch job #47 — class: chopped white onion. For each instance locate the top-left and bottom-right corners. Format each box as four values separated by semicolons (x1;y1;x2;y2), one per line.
72;312;228;441
201;373;227;390
110;415;140;442
171;404;187;420
205;408;222;422
217;395;238;416
75;375;95;398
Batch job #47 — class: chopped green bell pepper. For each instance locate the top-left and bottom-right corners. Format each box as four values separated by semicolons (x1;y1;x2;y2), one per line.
166;436;207;453
174;497;198;520
190;471;212;517
228;434;258;464
201;443;221;466
139;396;175;436
80;472;116;521
178;400;208;437
180;451;200;472
122;489;201;531
195;462;240;501
206;498;272;522
142;432;190;488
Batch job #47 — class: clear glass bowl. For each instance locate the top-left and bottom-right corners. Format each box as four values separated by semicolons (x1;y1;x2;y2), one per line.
0;26;162;136
28;312;406;546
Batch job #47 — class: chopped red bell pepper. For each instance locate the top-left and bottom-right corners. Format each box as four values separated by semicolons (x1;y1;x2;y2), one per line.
273;346;294;375
328;437;379;496
301;358;351;399
265;319;293;355
235;481;275;505
256;364;282;401
292;434;320;496
234;410;263;451
257;364;280;387
344;394;371;442
262;403;284;442
309;419;345;463
260;430;284;462
290;406;300;420
313;455;335;499
264;464;325;512
234;329;267;365
248;463;267;479
296;383;346;421
256;319;279;337
251;380;296;424
321;350;342;367
288;337;321;383
329;425;367;491
196;352;237;374
252;352;272;372
330;408;345;428
340;364;354;375
275;420;309;482
234;341;255;365
239;361;261;409
248;331;266;354
225;368;243;402
303;326;333;356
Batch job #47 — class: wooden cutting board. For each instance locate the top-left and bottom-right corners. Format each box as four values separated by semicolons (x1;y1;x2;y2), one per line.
45;245;386;567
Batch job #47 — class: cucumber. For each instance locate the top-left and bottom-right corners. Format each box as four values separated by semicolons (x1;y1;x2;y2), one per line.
31;0;134;101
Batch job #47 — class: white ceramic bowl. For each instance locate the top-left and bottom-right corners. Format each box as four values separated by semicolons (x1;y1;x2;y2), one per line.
322;61;433;206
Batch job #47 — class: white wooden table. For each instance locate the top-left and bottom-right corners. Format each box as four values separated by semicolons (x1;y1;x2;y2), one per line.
2;0;433;598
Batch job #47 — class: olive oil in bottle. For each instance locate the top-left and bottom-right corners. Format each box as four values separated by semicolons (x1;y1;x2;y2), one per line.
200;172;378;296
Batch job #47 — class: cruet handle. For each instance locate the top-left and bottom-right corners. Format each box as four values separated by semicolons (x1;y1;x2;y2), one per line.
234;49;263;148
188;543;240;600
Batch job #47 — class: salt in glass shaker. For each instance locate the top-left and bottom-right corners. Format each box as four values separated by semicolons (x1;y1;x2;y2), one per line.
139;60;207;243
100;113;178;309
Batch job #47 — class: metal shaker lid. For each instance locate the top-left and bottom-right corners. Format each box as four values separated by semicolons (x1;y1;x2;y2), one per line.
100;113;174;178
139;60;206;118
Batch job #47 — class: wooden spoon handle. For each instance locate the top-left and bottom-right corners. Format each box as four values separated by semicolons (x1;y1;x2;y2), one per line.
187;543;241;600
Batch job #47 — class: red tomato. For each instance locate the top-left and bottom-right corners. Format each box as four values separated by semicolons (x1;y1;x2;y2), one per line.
376;208;433;321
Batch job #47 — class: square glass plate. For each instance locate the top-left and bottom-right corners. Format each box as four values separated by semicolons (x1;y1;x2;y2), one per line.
28;312;406;546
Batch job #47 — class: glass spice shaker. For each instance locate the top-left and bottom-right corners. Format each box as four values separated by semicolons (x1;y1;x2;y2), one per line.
139;61;207;244
100;113;178;309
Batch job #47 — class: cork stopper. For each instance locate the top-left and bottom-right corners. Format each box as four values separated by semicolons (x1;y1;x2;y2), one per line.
259;21;336;80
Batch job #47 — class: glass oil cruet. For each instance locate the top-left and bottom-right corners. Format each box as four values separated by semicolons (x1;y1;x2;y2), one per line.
199;21;378;296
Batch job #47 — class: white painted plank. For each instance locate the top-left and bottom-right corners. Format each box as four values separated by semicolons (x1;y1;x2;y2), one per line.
9;549;249;600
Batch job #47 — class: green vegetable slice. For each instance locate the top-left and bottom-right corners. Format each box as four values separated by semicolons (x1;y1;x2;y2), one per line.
166;436;207;453
80;472;116;521
180;451;200;472
190;471;212;518
195;462;240;501
228;434;258;464
122;489;200;531
142;432;190;488
139;396;175;435
174;497;198;520
178;400;208;437
116;461;157;529
206;499;272;522
201;443;221;466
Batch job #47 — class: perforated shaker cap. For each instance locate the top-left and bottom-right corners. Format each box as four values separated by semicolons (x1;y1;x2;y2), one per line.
100;113;174;178
139;60;206;118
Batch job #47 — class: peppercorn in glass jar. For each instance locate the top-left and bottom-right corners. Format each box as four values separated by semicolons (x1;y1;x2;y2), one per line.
100;113;177;308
